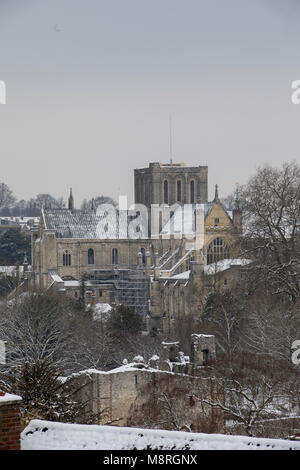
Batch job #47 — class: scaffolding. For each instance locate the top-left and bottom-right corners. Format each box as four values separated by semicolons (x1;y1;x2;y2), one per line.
88;268;150;318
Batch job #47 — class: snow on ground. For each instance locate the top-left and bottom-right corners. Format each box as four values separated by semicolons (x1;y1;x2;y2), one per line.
21;420;300;450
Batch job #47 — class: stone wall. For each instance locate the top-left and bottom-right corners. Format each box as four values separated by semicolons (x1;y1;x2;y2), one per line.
68;364;224;433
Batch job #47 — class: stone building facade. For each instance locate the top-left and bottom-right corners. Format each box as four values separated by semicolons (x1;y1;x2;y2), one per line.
29;161;245;330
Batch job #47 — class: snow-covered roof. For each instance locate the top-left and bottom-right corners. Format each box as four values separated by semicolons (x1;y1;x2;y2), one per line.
171;270;190;280
0;393;22;404
204;258;252;275
160;202;232;236
48;270;63;284
21;420;300;450
43;208;145;239
160;204;196;235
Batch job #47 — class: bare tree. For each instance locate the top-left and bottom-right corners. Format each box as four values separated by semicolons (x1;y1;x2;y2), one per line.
0;182;16;209
0;359;97;428
0;292;73;368
128;374;218;433
195;352;300;437
81;196;117;210
239;161;300;301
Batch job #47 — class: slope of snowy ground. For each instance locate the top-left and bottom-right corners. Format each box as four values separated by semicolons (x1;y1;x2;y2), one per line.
21;420;300;450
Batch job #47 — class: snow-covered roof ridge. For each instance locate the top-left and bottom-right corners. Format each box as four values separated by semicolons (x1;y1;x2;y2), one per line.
64;361;160;381
21;419;300;450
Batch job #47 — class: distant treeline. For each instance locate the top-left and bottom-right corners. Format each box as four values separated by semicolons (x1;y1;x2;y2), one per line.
0;182;116;217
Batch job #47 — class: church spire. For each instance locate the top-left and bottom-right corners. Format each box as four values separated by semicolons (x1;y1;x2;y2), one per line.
214;184;219;202
68;188;74;211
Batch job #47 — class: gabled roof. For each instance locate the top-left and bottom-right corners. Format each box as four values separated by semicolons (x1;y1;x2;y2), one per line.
160;202;233;236
43;208;144;239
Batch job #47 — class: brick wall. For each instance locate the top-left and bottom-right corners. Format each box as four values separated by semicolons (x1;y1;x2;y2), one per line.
0;392;22;450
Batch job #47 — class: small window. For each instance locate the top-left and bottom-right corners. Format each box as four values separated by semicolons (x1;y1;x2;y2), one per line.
214;218;219;224
74;291;78;298
99;289;102;297
112;248;118;265
202;349;209;364
140;248;146;265
177;180;182;202
190;180;195;204
88;248;94;265
164;180;169;204
134;375;138;385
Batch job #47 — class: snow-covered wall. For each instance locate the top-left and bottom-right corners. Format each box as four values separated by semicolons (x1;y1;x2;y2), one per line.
21;420;300;450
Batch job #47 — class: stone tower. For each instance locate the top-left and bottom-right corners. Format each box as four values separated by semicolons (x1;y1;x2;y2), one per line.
134;162;208;209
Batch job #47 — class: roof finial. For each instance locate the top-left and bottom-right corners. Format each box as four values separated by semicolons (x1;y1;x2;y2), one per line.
68;188;74;211
214;184;219;202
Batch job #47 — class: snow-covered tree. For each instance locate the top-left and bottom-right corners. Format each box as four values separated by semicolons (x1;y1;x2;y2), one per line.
239;161;300;301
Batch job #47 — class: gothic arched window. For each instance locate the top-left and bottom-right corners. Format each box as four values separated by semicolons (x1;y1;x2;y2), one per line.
88;248;94;265
206;238;230;264
140;247;146;265
164;180;169;204
112;248;118;265
63;250;71;266
177;180;182;202
190;180;195;204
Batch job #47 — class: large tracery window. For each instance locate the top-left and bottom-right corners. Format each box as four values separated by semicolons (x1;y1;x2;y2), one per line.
206;238;230;264
63;250;71;266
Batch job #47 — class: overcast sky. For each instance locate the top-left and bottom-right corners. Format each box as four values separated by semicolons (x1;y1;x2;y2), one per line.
0;0;300;206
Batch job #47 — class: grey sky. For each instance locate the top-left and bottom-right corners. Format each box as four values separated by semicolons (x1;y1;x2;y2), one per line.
0;0;300;206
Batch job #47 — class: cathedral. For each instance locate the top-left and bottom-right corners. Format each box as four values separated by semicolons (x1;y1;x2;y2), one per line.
30;162;246;333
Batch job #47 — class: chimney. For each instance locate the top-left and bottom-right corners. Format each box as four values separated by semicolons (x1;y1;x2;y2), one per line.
0;392;22;450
